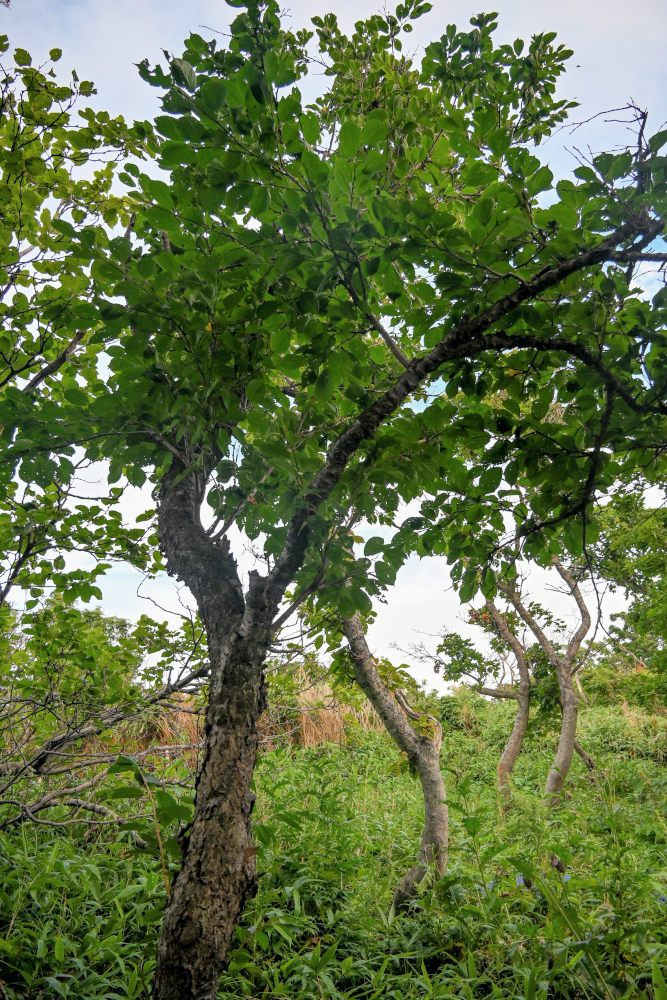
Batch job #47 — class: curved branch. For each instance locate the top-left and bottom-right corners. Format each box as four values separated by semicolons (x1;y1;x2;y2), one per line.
264;212;664;618
551;558;592;670
496;579;562;667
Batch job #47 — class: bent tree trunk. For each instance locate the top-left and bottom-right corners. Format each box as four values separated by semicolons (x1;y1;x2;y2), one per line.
542;561;591;807
482;599;532;812
544;670;579;805
342;614;448;912
152;469;274;1000
498;560;591;809
496;686;530;811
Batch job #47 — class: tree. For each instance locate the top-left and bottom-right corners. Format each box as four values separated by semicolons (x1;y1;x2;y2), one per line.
592;491;667;673
429;556;593;808
495;561;592;804
432;603;534;811
0;36;156;610
3;4;666;997
342;613;447;911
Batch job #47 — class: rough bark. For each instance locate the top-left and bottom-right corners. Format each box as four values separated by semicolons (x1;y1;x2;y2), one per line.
342;614;447;912
152;653;265;1000
152;466;268;1000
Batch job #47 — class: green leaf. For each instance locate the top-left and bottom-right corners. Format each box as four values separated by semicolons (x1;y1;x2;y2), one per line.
364;536;386;556
338;121;362;158
526;165;553;196
269;327;291;354
171;58;197;91
649;129;667;153
106;785;144;800
362;118;388;147
108;754;140;775
54;937;65;963
653;961;667;1000
300;113;320;145
43;978;68;998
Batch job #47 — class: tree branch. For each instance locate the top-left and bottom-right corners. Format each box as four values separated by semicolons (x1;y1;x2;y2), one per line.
345;282;411;368
551;558;592;670
23;330;86;394
260;213;662;628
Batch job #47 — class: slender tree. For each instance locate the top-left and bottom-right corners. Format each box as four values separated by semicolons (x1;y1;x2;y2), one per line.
342;613;447;911
430;604;533;811
435;559;594;807
499;561;591;803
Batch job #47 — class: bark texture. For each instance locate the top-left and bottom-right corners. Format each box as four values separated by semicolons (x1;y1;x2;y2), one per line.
342;614;447;912
152;467;272;1000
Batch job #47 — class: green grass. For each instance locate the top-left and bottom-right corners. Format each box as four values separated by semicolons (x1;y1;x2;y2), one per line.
0;700;665;998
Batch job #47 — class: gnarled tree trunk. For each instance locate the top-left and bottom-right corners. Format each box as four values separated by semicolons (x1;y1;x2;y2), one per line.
342;614;448;912
543;562;591;806
544;670;579;804
499;560;591;808
152;467;274;1000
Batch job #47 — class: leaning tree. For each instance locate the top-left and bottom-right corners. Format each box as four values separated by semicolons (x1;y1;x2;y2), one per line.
3;3;666;998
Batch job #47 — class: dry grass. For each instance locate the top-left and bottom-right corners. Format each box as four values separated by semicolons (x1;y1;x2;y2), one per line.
259;674;383;749
79;679;384;766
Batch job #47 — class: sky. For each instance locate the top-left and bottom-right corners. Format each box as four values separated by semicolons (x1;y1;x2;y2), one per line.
2;0;663;689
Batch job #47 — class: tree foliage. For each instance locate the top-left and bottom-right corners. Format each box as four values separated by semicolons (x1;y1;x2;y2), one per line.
0;38;156;609
592;492;667;671
4;3;665;612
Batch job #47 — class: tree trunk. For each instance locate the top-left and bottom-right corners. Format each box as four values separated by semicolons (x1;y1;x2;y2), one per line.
496;686;530;812
498;562;591;810
482;599;531;812
152;466;272;1000
342;614;448;912
573;738;596;771
152;648;265;1000
544;671;579;806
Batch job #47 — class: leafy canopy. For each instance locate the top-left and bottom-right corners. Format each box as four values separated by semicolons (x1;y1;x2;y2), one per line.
3;1;666;619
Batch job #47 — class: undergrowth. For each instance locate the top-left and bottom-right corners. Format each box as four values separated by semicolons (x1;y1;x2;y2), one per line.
0;701;665;999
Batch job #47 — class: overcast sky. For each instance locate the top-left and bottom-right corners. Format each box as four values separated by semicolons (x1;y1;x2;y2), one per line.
5;0;666;156
2;0;661;688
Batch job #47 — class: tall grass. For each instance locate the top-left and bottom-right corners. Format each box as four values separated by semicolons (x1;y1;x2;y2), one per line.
0;697;665;999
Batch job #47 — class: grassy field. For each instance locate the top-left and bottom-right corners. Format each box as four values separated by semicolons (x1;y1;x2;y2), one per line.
0;695;665;999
